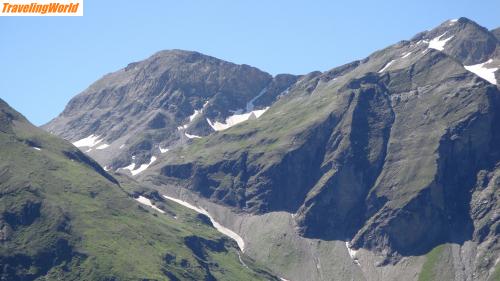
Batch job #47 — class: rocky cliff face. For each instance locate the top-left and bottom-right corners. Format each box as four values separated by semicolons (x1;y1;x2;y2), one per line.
145;18;500;273
43;17;500;280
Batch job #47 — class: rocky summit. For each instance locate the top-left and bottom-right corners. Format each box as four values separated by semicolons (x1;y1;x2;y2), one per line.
38;17;500;281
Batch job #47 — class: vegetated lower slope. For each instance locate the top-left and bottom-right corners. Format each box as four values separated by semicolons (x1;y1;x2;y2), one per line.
140;18;500;279
0;98;277;281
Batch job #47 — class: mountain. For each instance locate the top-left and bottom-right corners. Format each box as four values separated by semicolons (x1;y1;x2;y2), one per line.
0;98;278;280
43;50;297;173
43;18;499;281
491;27;500;41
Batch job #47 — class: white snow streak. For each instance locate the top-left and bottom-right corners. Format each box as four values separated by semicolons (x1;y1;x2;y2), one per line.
345;241;360;266
378;60;395;73
95;143;109;150
401;52;412;59
135;196;165;214
119;144;125;149
32;147;41;151
121;162;136;172
178;101;209;131
119;156;157;176
159;146;169;153
206;108;268;131
205;87;269;131
72;134;102;148
427;33;454;51
464;59;498;85
184;132;202;139
162;195;246;252
131;156;157;176
238;252;248;268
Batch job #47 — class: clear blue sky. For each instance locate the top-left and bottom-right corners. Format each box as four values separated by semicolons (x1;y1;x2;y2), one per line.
1;0;499;125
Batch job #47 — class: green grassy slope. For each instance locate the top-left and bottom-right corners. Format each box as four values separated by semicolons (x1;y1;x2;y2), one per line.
0;99;277;281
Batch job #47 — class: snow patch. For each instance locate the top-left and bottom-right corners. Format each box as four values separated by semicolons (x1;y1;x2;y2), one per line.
464;59;498;85
345;241;360;266
401;52;412;59
280;278;291;281
159;146;169;153
163;195;246;252
238;252;248;268
120;162;136;172
204;88;269;132
185;132;202;139
427;32;454;51
206;108;269;131
119;144;125;149
96;143;109;150
378;60;395;73
135;196;165;214
32;146;41;151
103;166;109;171
130;156;157;176
178;101;209;131
72;134;103;148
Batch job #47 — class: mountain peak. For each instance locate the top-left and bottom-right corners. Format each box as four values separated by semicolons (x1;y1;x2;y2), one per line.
415;17;498;65
149;49;219;63
0;98;27;133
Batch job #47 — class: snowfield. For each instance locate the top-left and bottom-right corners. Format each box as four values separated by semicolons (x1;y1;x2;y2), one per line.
178;101;209;131
162;195;246;252
345;241;360;266
119;156;157;176
378;60;395;73
427;32;454;51
72;134;103;148
185;132;202;139
131;156;157;175
96;143;109;150
401;52;412;59
464;59;498;85
135;196;165;213
207;108;268;131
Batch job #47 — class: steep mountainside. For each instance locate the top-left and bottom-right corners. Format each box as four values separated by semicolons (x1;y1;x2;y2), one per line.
491;27;500;41
0;99;278;280
43;50;297;174
139;18;500;279
42;17;499;281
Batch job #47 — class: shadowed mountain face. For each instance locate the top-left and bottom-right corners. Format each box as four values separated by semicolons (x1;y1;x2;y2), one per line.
43;17;499;280
0;99;279;281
